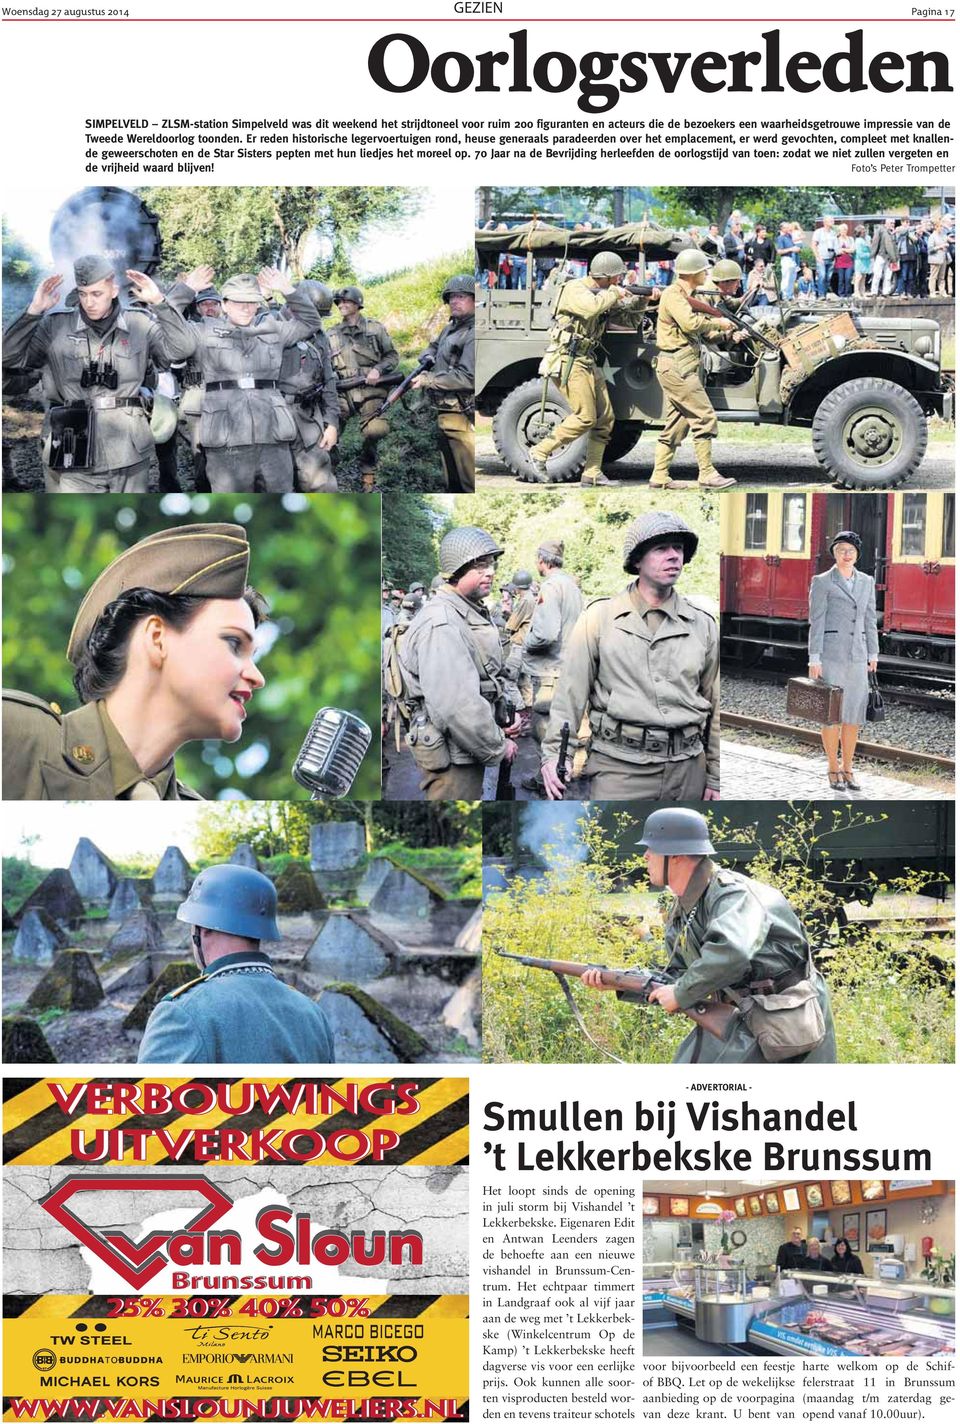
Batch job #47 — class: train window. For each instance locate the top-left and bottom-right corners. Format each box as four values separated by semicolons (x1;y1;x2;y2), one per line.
943;495;955;559
781;494;807;552
900;493;927;556
745;493;768;550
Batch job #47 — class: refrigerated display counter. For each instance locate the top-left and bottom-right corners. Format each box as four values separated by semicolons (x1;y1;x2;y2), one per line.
748;1273;956;1358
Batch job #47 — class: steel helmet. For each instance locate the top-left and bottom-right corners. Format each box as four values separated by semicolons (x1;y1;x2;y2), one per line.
711;259;743;283
442;274;475;300
512;569;534;589
829;529;862;555
623;511;699;572
194;286;222;306
675;248;711;276
638;809;715;857
177;864;282;941
408;580;426;594
335;285;364;307
429;574;443;591
589;251;626;278
300;279;334;315
439;526;504;578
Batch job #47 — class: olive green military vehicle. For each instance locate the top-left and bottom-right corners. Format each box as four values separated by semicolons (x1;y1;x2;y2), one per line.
476;223;953;489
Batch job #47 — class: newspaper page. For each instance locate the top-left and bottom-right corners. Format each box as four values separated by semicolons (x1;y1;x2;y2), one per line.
0;2;956;1423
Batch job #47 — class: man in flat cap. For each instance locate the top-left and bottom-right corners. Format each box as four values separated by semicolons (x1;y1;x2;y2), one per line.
138;865;334;1064
2;255;195;492
328;285;400;493
2;523;265;800
410;275;476;494
522;539;583;738
396;526;520;799
540;511;720;800
165;264;323;494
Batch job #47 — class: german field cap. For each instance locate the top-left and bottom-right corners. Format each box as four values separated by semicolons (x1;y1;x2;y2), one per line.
195;286;222;304
73;254;116;287
67;523;251;665
537;539;564;562
221;273;265;304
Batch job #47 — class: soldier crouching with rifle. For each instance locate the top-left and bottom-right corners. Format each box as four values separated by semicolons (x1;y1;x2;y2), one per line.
501;808;837;1065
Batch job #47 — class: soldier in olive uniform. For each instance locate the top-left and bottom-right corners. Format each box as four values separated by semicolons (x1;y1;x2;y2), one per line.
3;255;195;493
397;526;520;800
166;265;323;494
138;865;334;1064
502;569;537;714
583;809;837;1065
522;539;584;737
527;251;645;488
278;279;340;493
653;248;737;490
541;512;719;801
327;285;400;493
2;523;265;800
410;275;476;494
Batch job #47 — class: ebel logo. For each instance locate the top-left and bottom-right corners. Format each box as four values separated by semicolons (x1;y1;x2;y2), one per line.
40;1175;234;1290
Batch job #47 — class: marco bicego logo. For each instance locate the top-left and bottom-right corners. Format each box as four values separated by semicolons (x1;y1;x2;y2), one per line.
40;1175;235;1290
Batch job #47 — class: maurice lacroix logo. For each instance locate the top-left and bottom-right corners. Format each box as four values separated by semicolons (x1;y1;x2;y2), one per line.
40;1174;423;1291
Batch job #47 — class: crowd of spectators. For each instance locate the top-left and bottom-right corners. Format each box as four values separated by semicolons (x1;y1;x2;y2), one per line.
478;207;955;304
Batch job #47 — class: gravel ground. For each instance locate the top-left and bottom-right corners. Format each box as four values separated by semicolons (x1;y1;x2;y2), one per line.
721;671;956;760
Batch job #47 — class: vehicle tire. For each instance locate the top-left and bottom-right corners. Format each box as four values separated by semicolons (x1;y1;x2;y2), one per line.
603;423;645;464
491;379;586;481
810;378;927;488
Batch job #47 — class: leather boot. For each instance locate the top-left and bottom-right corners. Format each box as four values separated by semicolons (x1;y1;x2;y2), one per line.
694;438;736;489
527;448;551;483
649;442;692;490
580;437;613;486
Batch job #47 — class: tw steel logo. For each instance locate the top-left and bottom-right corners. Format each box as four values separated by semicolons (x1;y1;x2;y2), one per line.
40;1175;234;1290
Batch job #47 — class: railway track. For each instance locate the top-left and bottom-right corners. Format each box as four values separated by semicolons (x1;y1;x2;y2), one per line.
720;710;955;772
721;659;955;713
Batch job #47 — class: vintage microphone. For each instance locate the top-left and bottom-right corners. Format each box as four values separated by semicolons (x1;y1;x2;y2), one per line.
292;708;372;799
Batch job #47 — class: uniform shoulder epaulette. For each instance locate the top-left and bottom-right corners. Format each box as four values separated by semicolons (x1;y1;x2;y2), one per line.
164;976;205;1001
2;689;63;721
680;592;720;624
585;595;612;611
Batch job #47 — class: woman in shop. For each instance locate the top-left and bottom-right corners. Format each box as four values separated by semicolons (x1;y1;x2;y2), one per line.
830;1237;865;1275
807;529;879;792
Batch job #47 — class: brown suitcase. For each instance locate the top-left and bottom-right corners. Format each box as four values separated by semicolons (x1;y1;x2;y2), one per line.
786;677;844;724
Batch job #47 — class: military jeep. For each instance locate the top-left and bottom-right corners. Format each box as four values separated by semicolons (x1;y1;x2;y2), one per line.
475;223;953;489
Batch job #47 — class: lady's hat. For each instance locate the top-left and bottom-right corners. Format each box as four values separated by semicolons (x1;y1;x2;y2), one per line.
829;529;862;554
66;524;251;664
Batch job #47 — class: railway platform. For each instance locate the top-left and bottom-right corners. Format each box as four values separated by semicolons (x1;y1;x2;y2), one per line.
719;739;953;801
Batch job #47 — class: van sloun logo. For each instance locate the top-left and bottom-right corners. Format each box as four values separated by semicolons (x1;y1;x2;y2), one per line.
40;1174;425;1291
40;1175;235;1290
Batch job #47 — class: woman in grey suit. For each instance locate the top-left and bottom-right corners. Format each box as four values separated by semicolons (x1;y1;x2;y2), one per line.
808;531;879;791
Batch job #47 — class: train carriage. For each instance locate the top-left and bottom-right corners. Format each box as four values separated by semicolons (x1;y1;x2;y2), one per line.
720;491;955;675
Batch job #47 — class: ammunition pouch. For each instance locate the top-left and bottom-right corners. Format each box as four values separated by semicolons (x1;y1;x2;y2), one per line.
727;959;826;1063
656;347;701;380
48;402;95;472
588;711;704;757
406;709;452;772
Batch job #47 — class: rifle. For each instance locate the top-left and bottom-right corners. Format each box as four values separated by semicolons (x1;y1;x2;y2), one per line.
495;749;516;801
683;292;782;353
494;949;737;1043
556;720;571;792
336;369;405;394
375;353;436;417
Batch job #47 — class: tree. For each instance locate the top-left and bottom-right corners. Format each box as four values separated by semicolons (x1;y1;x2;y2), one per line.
380;492;444;586
137;186;420;280
651;185;929;232
2;218;41;324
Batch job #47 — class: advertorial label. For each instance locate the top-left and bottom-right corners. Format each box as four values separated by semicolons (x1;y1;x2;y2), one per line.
3;1078;469;1422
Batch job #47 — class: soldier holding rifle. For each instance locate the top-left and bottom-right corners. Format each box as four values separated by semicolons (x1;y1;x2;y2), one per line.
581;809;837;1064
327;285;400;492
